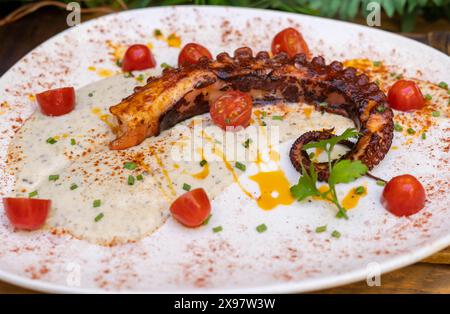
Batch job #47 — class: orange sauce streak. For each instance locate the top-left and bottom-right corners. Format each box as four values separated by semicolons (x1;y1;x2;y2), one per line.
191;149;209;180
249;170;294;210
342;186;367;210
303;106;313;118
91;107;119;133
149;147;176;197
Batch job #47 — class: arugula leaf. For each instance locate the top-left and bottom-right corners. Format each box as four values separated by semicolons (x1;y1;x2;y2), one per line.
290;163;320;201
329;160;368;184
303;128;359;152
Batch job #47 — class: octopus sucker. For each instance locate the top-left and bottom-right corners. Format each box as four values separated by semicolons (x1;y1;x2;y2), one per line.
109;47;394;179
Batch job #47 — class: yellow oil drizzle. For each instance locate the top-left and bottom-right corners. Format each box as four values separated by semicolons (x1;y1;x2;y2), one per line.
97;69;114;78
249;170;294;210
202;131;254;199
91;107;119;133
313;185;334;202
191;149;210;180
149;147;176;197
342;186;367;210
303;106;313;118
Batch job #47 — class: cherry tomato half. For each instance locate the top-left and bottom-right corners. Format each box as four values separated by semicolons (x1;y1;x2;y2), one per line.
36;87;75;116
210;91;253;130
387;80;425;112
3;198;51;230
271;27;310;58
178;43;213;67
381;174;426;217
170;188;211;228
122;44;156;72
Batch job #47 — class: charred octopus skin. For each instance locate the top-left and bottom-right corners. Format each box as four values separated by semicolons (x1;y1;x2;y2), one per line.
109;47;394;180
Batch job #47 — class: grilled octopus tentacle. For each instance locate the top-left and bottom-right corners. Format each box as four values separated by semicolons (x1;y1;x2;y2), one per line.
109;47;394;180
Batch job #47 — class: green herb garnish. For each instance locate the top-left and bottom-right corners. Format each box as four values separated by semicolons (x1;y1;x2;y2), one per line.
315;225;327;233
290;128;367;220
70;138;76;145
212;226;223;233
123;162;137;170
407;128;415;135
48;174;59;181
319;102;328;107
376;180;386;186
115;59;122;67
93;199;101;208
94;213;104;222
355;186;365;195
421;132;427;140
432;111;440;117
28;190;38;198
199;159;207;167
424;94;432;101
88;92;94;97
154;29;162;36
256;224;267;233
376;105;385;113
235;162;246;172
225;118;231;125
243;138;252;148
331;230;341;239
46;137;57;144
128;175;135;186
202;214;212;226
161;62;171;69
373;61;381;67
136;174;144;181
394;123;403;132
272;115;283;121
182;183;191;191
70;183;78;190
136;74;145;82
438;81;448;89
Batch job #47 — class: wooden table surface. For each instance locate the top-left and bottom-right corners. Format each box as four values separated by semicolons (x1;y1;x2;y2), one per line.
0;6;449;294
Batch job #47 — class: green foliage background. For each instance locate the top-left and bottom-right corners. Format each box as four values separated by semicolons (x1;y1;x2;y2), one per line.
20;0;450;31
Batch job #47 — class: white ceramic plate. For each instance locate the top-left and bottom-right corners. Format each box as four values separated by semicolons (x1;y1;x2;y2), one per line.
0;6;449;293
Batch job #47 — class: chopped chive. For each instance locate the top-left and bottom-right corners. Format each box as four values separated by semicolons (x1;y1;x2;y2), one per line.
394;123;403;132
70;183;78;190
225;118;231;125
115;59;122;67
438;81;448;89
202;214;212;226
243;138;252;148
154;29;162;36
94;213;104;222
336;210;347;219
128;175;135;186
372;61;381;67
331;230;341;239
93;199;101;208
88;92;94;97
272;115;283;121
407;128;415;135
432;111;440;117
199;159;207;167
424;94;432;101
396;74;403;79
375;79;381;86
235;162;246;172
70;138;76;145
28;190;38;198
261;111;267;118
160;62;171;69
389;72;396;77
355;186;365;195
308;152;315;159
48;174;59;182
376;180;386;187
319;102;328;107
123;162;137;170
256;223;267;233
315;225;327;233
376;105;385;113
212;226;223;233
136;74;145;82
421;132;427;140
261;121;267;126
182;183;191;191
46;137;57;144
136;174;144;181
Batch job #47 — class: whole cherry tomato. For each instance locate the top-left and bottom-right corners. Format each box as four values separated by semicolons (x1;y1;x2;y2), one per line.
170;188;211;227
381;174;426;217
387;80;425;112
122;44;156;72
210;91;253;130
178;43;213;67
36;87;75;116
271;27;310;58
3;198;51;230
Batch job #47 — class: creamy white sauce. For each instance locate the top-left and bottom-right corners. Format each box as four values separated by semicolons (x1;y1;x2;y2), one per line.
7;71;355;245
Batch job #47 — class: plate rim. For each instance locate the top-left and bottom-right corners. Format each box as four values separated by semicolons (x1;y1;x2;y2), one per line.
0;5;449;294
